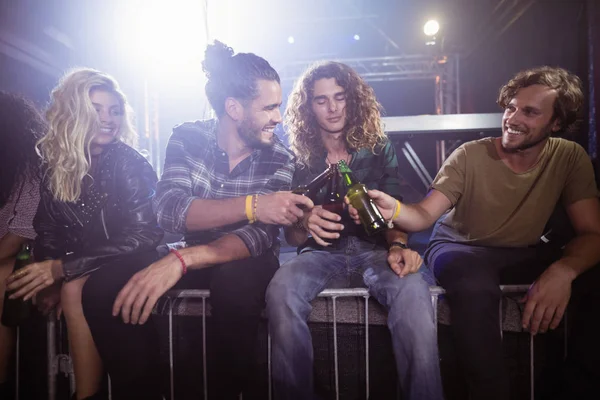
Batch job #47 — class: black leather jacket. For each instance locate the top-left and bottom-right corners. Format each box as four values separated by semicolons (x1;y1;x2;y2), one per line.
33;142;164;281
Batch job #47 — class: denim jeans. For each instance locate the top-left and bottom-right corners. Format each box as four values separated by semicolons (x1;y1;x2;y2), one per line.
266;236;444;400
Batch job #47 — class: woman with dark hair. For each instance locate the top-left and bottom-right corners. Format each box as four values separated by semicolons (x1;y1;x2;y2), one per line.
5;68;163;400
0;91;45;397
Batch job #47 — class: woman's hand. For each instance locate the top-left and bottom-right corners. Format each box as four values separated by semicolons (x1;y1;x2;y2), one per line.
6;259;64;301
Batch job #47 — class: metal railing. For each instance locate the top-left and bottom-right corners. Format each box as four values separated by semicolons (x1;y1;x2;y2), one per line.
40;284;564;400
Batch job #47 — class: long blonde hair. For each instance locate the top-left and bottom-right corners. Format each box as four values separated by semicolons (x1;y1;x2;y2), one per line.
37;68;137;202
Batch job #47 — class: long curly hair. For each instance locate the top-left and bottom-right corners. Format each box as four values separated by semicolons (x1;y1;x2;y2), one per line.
37;68;137;202
0;91;46;208
498;66;584;135
285;61;387;168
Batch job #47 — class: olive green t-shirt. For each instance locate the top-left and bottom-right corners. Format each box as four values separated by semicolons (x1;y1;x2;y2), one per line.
429;137;598;248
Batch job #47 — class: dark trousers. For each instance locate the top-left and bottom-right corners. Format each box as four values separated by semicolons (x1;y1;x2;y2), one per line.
425;242;600;400
81;249;279;400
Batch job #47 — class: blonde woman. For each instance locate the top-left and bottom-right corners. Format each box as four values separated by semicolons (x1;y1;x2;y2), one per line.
6;68;163;399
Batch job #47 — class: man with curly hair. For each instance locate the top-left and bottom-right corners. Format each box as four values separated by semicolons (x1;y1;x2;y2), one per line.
265;62;444;400
350;66;600;399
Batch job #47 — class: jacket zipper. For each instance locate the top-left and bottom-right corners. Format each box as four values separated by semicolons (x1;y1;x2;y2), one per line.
65;204;84;227
101;208;110;239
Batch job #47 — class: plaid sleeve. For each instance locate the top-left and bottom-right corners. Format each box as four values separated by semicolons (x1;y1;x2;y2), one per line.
230;222;280;257
264;157;295;192
153;134;198;233
231;159;295;256
8;179;40;240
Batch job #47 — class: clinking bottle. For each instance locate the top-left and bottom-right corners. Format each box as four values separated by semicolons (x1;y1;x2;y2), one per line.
322;164;343;215
291;165;335;203
338;160;387;236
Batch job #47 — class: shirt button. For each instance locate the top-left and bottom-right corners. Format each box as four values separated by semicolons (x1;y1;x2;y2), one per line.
222;152;226;156
220;184;224;188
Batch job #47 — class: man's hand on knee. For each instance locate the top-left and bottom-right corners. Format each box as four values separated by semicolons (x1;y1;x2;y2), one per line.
521;262;575;335
112;253;186;325
387;247;422;278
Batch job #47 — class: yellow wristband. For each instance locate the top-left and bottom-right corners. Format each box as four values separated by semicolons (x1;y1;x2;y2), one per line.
245;195;255;223
392;200;402;221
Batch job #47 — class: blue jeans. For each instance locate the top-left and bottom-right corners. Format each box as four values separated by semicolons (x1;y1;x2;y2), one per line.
266;236;444;400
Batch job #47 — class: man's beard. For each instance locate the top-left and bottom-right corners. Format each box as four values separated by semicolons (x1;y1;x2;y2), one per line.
239;118;273;149
502;123;553;154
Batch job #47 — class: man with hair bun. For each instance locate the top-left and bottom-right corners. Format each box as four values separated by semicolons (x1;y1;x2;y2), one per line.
90;41;312;399
266;61;444;400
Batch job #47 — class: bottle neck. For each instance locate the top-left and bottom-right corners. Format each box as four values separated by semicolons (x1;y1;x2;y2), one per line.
341;171;358;187
16;244;31;261
305;166;333;192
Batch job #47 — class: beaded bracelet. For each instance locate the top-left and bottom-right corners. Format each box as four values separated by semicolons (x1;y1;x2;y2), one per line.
253;194;259;223
170;249;188;275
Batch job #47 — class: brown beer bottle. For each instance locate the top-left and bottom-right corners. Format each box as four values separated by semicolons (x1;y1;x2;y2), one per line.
338;160;387;236
322;164;343;215
292;165;334;202
1;243;33;327
322;164;344;247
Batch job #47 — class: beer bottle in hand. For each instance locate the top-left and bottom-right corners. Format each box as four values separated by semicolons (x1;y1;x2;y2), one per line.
1;243;33;327
322;164;344;247
338;160;387;236
322;164;343;215
292;165;334;203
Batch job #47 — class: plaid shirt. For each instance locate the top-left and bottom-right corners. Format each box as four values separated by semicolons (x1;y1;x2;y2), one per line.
153;119;295;257
293;140;402;248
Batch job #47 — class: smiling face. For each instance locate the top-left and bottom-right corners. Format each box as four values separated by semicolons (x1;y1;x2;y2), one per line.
311;77;347;136
89;88;122;153
236;79;283;149
501;84;560;153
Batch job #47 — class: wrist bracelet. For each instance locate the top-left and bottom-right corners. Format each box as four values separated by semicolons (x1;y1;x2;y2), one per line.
392;200;402;221
170;249;188;275
389;241;408;250
245;195;255;223
253;194;259;223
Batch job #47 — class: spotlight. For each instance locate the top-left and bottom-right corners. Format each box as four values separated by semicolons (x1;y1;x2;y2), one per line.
423;20;440;37
287;36;295;44
353;34;360;41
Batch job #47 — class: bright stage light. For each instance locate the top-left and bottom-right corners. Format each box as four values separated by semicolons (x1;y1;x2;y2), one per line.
120;0;209;84
353;34;360;41
288;36;295;44
423;20;440;37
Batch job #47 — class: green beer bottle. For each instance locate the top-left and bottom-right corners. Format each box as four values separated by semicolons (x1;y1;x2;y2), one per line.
1;243;33;327
338;160;387;236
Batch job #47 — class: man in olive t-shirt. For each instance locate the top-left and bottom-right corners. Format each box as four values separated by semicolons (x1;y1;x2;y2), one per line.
428;136;597;249
351;67;600;400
